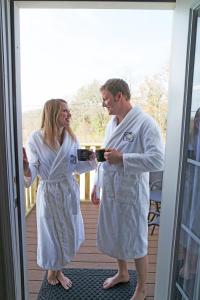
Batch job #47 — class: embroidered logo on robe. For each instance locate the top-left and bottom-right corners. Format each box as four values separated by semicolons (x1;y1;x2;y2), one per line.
70;155;77;164
122;132;135;142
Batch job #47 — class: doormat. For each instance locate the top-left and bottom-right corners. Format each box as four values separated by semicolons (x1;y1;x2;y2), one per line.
37;268;137;300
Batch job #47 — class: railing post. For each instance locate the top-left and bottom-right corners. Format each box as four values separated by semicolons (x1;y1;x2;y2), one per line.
25;177;38;217
84;145;90;201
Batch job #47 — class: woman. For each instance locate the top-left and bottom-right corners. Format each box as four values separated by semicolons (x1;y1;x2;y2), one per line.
23;99;96;289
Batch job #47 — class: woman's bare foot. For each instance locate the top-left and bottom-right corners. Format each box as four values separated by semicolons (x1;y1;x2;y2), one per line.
130;284;146;300
57;271;72;290
47;270;59;285
103;272;129;289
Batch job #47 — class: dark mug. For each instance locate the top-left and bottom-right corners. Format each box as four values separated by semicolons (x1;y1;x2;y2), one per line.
95;149;106;162
77;149;93;161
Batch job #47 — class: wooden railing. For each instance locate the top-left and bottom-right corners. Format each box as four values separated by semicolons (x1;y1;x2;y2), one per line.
25;177;39;217
25;143;102;216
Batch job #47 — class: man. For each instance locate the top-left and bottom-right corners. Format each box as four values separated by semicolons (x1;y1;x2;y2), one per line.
91;79;164;300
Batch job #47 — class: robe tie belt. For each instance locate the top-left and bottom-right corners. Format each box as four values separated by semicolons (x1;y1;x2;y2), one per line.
40;176;78;215
40;177;68;184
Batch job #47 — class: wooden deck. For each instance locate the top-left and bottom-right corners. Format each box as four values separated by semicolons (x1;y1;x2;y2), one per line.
26;202;159;300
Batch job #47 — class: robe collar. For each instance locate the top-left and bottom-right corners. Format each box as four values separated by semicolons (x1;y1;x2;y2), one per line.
49;131;74;177
104;106;142;149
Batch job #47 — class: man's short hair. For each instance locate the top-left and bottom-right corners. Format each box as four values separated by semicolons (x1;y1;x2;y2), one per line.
100;78;131;100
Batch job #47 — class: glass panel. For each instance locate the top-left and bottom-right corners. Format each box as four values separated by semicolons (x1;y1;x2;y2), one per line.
175;16;200;299
176;233;199;299
190;17;200;116
181;163;200;238
187;16;200;161
176;290;183;300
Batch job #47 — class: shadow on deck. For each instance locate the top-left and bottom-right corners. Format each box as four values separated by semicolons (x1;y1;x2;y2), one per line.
26;202;159;300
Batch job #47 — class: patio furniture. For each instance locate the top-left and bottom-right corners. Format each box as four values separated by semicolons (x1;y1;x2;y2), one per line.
148;172;163;235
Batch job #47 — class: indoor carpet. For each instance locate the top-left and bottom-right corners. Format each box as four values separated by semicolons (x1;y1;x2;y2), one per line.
37;268;137;300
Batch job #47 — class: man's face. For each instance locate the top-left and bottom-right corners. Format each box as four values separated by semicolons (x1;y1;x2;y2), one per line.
101;89;118;115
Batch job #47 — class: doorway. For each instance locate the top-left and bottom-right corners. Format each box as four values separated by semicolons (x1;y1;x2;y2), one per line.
0;1;181;300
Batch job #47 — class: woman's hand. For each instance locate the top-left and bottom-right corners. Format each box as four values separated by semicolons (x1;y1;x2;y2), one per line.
89;150;96;161
23;147;31;177
91;185;100;205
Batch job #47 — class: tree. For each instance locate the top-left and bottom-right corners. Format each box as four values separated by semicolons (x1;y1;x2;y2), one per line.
70;80;109;143
136;67;169;137
22;67;169;144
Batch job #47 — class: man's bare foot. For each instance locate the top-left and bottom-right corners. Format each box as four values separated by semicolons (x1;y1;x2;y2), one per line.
47;270;59;285
57;271;72;290
130;284;146;300
103;272;129;289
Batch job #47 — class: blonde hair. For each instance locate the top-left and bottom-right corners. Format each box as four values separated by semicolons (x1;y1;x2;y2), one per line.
41;99;76;149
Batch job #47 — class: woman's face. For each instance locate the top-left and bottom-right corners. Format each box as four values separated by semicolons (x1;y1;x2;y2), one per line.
57;102;71;129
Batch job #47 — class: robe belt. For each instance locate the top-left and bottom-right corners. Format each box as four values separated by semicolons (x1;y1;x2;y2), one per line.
40;177;68;184
40;177;78;215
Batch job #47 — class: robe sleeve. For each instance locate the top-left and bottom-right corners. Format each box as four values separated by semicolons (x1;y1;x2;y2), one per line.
74;141;97;174
75;159;97;174
123;120;165;174
24;132;40;187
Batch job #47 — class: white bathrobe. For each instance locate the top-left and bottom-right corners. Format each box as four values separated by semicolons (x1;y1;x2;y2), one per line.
96;106;164;260
25;130;96;270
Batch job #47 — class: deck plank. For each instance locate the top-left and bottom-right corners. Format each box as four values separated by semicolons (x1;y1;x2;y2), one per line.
26;202;159;299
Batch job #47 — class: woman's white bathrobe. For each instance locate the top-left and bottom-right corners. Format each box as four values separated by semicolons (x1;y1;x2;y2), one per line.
25;130;96;270
96;106;164;260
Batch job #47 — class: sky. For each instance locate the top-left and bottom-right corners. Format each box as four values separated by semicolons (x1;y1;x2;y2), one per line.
19;8;174;111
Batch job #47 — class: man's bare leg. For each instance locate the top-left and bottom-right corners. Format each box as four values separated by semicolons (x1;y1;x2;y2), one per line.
47;270;59;285
57;270;72;290
103;259;129;289
130;255;148;300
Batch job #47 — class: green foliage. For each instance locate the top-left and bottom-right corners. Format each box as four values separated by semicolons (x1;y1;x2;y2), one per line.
22;109;42;145
70;80;109;143
136;68;169;138
72;80;101;105
22;69;169;144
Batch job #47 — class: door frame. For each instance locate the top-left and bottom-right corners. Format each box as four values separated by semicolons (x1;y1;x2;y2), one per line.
170;3;200;299
0;1;28;300
1;1;175;299
155;1;200;299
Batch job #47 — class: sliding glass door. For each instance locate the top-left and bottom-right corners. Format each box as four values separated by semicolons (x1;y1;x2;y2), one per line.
0;0;28;299
174;10;200;299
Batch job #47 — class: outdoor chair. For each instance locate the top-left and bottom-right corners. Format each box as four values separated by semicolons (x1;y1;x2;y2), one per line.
148;171;163;235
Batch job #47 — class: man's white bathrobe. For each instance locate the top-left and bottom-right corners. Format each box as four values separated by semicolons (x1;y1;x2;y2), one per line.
96;106;164;260
25;130;96;270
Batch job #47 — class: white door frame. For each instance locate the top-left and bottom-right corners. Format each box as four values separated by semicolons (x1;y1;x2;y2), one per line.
0;1;28;299
155;0;200;299
0;1;176;300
